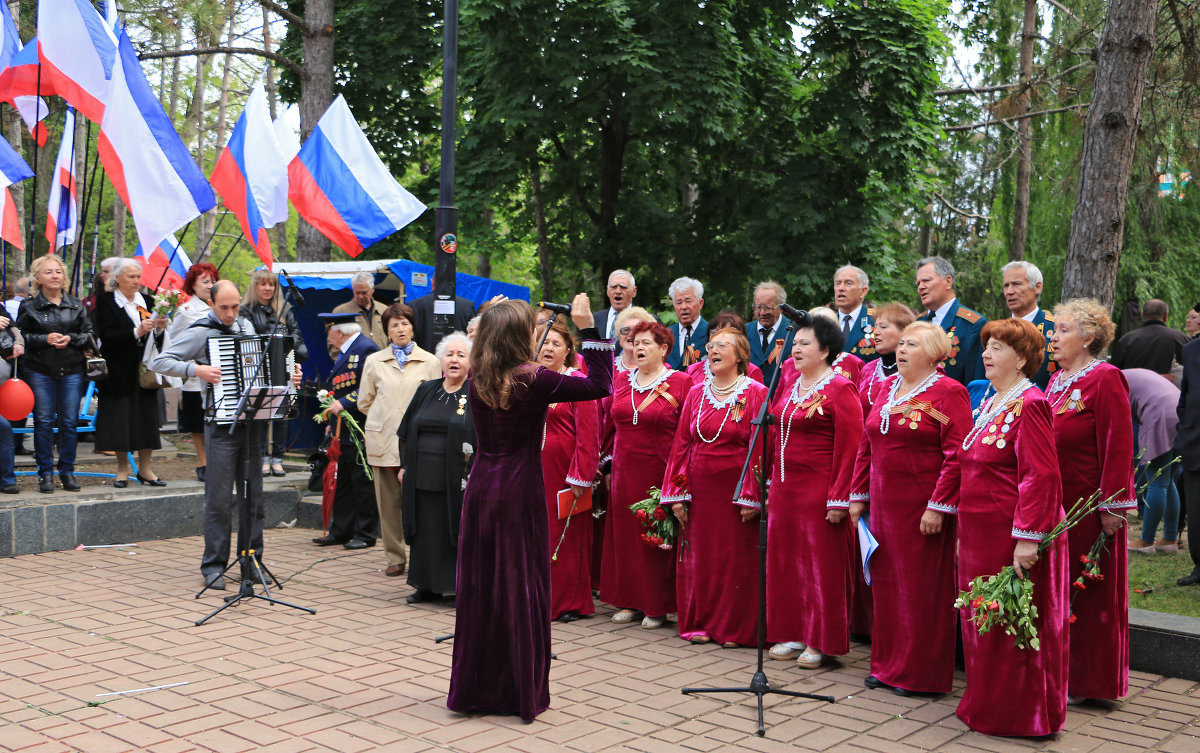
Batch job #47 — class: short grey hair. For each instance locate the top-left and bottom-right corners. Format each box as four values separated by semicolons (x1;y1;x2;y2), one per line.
106;258;143;291
351;271;375;289
917;256;955;280
754;280;787;306
669;276;704;301
435;331;473;359
1001;260;1043;291
13;276;31;295
808;306;838;323
835;265;869;288
331;322;362;336
100;257;120;272
608;269;636;288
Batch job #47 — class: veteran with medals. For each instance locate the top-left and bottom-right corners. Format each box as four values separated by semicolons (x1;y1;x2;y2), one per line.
915;256;987;386
834;265;880;364
1002;261;1058;389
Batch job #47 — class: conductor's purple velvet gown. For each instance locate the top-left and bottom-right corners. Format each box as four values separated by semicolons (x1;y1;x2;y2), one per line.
447;337;612;722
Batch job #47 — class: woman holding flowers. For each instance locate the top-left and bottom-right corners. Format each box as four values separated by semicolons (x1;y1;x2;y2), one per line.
850;322;971;695
1048;299;1135;702
602;320;691;630
538;320;600;622
957;318;1066;736
766;314;863;669
661;327;766;646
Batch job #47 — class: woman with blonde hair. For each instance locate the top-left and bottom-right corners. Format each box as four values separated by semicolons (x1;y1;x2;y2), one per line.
856;302;917;410
447;297;612;722
851;321;971;695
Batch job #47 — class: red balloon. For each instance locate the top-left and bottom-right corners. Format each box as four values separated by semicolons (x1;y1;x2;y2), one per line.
0;378;34;422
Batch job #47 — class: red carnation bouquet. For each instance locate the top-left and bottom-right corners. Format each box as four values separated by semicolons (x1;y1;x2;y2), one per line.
629;486;680;552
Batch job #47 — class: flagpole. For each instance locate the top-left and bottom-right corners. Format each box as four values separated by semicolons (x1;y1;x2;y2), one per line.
214;230;245;274
86;172;106;297
26;64;44;267
195;211;230;265
151;219;194;292
68;119;94;296
433;0;459;344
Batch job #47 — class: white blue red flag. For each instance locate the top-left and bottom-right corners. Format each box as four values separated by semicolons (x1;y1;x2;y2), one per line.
210;79;288;267
37;0;117;124
0;5;48;145
288;95;426;258
0;135;33;250
46;108;79;250
134;234;191;291
97;31;215;254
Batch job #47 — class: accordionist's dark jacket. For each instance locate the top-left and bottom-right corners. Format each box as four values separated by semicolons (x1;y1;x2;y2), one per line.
150;312;256;416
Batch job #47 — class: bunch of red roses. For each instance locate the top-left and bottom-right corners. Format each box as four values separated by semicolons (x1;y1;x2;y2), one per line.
629;486;679;551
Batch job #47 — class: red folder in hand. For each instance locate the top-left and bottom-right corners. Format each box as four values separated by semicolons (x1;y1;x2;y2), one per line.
557;487;593;520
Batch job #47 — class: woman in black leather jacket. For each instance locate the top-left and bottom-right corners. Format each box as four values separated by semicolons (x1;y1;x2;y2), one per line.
16;254;95;493
241;268;308;476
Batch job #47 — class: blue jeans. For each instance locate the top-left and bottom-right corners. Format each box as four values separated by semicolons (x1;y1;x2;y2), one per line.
0;414;14;486
1141;451;1180;543
28;371;82;476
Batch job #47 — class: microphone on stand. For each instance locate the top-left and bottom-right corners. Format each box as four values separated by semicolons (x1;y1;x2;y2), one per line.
537;301;573;315
280;269;306;307
778;303;811;326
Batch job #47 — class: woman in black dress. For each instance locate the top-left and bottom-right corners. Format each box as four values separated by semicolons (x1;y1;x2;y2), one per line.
396;332;474;604
92;259;167;487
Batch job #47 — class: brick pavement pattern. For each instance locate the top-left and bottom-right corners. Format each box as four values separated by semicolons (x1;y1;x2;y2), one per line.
1;528;1197;752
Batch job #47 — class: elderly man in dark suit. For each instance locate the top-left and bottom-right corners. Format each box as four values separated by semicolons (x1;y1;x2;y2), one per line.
833;265;878;363
666;276;708;369
1001;260;1058;389
914;256;987;386
1112;299;1188;382
1176;337;1200;585
593;269;637;340
745;280;795;391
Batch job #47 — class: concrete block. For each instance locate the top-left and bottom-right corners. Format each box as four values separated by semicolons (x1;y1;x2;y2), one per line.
43;504;76;552
12;506;43;555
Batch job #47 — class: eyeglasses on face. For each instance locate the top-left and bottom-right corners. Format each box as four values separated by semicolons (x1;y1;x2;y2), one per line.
753;304;778;312
705;341;735;352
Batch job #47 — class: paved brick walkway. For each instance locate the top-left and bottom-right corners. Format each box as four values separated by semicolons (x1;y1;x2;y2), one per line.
1;528;1197;752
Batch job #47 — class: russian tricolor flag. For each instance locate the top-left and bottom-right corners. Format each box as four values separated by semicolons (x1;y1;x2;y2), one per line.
288;95;426;258
134;235;191;291
0;136;33;250
97;31;215;254
210;79;288;268
46;108;79;250
37;0;116;124
0;6;48;146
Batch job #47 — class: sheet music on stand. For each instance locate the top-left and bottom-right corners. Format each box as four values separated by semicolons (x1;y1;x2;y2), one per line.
236;386;294;422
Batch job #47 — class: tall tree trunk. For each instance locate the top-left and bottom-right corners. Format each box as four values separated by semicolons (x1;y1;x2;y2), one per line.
112;195;127;257
169;22;182;121
531;162;551;299
1062;0;1157;307
1009;0;1037;262
296;0;335;263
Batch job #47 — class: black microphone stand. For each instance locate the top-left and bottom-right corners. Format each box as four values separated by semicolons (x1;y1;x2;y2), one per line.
195;281;315;625
680;316;835;736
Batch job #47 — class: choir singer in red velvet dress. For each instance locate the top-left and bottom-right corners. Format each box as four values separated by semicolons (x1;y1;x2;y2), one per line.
850;322;971;696
957;318;1067;736
538;320;601;623
766;314;863;669
855;303;916;412
660;327;767;646
601;321;691;630
1048;299;1135;703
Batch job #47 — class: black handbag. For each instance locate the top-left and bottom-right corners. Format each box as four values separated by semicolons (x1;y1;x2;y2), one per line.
306;436;332;493
84;335;108;382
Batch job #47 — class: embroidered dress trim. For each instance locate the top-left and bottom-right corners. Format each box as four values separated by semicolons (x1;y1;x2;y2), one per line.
927;501;957;514
850;492;870;502
600;454;613;466
661;492;691;504
827;499;851;509
701;374;752;410
565;475;589;488
629;365;673;393
582;340;612;351
1046;358;1101;395
1011;526;1048;541
735;497;761;509
1099;497;1137;511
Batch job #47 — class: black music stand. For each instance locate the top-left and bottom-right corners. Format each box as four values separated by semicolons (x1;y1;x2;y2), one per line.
195;299;314;625
680;317;836;736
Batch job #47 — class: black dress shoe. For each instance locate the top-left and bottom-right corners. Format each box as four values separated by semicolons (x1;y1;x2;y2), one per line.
406;589;438;604
136;473;167;487
312;535;346;546
1178;570;1200;586
247;568;273;585
60;473;81;492
864;675;892;690
203;573;226;591
113;479;128;488
196;466;206;482
1;484;17;494
343;539;373;550
38;474;54;493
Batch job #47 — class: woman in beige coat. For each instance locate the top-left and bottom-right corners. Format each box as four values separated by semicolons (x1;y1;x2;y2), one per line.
357;303;442;576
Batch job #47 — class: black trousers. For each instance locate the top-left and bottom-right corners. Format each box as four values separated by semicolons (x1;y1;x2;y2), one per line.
329;447;379;543
202;422;263;575
1185;468;1200;571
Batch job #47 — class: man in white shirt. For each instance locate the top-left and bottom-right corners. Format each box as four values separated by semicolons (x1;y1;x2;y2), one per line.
593;269;637;340
746;280;794;390
915;256;987;385
833;265;877;362
1002;260;1056;388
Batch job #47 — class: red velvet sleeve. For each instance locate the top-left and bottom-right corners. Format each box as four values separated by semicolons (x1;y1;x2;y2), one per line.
827;379;865;509
660;385;702;505
850;406;874;507
926;379;972;514
1091;366;1137;512
1011;392;1065;540
566;389;600;489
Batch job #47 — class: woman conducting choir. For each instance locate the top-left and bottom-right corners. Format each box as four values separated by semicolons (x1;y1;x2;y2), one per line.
1047;299;1135;702
538;320;600;622
856;303;916;411
850;322;971;695
767;314;863;669
446;297;612;723
360;303;442;580
601;321;692;629
661;327;766;646
396;332;474;603
957;318;1066;736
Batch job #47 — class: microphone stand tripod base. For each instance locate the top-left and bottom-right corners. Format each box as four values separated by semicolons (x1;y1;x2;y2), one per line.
682;672;835;738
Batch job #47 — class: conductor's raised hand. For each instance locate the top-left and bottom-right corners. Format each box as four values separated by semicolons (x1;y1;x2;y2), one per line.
570;293;593;331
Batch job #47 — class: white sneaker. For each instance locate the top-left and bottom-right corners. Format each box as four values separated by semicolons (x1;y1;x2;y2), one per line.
796;648;826;669
769;642;805;660
611;609;640;624
641;615;665;629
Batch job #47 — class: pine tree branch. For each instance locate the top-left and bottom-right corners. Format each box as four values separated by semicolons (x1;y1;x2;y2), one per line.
139;47;305;77
944;103;1089;132
256;0;311;33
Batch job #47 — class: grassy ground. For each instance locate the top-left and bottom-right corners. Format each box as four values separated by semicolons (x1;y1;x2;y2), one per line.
1125;522;1200;618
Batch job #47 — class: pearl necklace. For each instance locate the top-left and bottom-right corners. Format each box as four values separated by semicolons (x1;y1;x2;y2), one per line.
777;367;834;482
629;365;670;426
1046;358;1100;406
962;378;1031;451
879;371;940;435
696;374;747;443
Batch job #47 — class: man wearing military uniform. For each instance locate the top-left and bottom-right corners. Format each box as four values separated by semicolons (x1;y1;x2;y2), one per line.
915;256;987;386
1002;260;1057;390
833;265;879;362
314;312;381;549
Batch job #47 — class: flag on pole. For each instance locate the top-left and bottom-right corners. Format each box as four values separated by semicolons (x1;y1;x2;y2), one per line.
134;234;191;290
0;136;33;250
97;31;215;254
0;6;48;145
288;95;426;258
46;108;79;250
37;0;118;123
210;79;288;267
